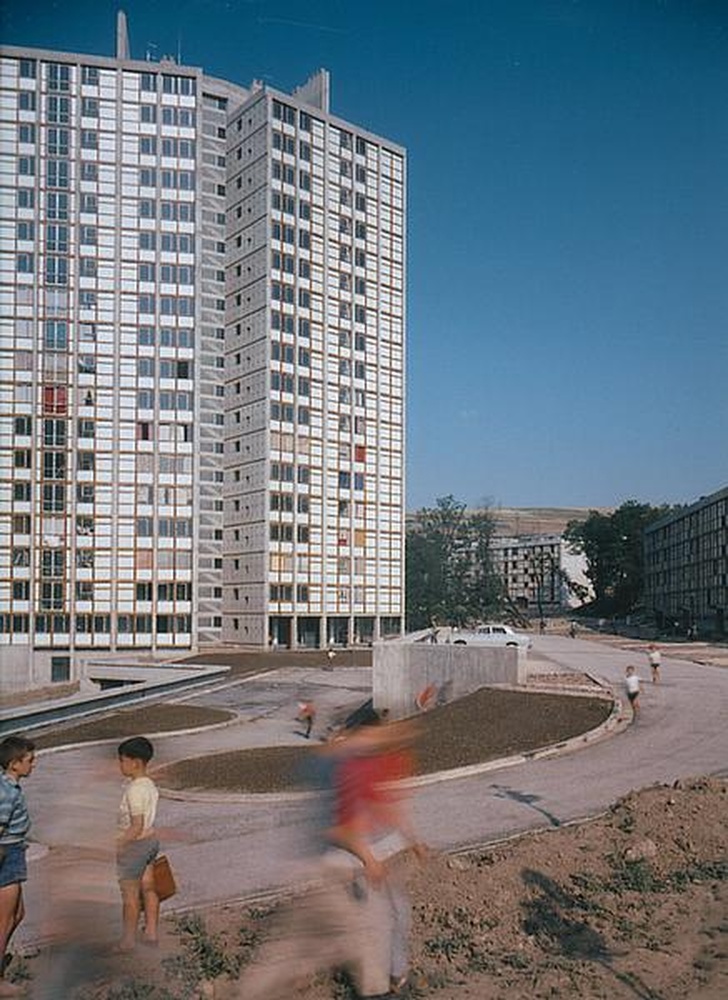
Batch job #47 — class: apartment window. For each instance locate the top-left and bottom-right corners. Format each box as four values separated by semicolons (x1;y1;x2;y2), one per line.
43;452;66;479
41;550;65;577
13;483;31;502
140;136;157;156
46;224;69;252
81;163;98;181
44;319;68;348
272;100;296;125
19;58;37;78
47;192;69;220
43;386;67;415
77;419;95;439
44;419;67;447
42;484;66;513
18;123;36;144
81;65;99;85
79;258;97;278
51;656;71;682
16;253;34;274
18;189;35;210
81;97;99;117
47;95;70;123
18;156;35;176
47;62;71;91
76;581;94;601
19;91;36;112
14;415;32;436
140;104;157;123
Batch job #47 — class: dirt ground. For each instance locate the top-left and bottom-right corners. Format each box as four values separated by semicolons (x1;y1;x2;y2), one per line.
32;704;234;750
156;687;612;793
36;778;727;1000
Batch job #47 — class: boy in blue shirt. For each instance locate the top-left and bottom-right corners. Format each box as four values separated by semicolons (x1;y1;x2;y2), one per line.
0;735;36;998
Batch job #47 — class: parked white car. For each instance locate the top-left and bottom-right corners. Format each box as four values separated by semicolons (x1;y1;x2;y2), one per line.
452;623;531;650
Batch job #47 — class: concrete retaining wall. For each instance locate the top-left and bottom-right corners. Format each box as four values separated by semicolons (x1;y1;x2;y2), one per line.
0;662;229;736
373;640;523;719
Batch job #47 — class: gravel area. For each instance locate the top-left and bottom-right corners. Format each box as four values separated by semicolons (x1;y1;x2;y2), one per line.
157;688;612;794
32;704;234;749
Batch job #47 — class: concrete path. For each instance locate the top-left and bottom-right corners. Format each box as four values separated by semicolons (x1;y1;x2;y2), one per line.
16;635;728;948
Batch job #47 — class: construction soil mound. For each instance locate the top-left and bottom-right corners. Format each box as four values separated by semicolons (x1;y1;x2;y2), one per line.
56;778;727;999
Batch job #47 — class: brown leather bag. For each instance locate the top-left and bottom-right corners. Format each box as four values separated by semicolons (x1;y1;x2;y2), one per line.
152;854;177;902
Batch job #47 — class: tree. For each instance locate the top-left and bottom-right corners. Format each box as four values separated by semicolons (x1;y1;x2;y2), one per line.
405;495;502;630
564;500;670;614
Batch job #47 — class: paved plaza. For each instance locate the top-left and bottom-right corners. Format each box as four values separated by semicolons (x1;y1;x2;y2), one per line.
15;633;728;948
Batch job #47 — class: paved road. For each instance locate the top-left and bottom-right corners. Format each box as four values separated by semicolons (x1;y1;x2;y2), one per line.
16;635;728;947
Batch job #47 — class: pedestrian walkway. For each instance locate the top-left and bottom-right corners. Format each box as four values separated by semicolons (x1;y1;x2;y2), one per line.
14;638;728;949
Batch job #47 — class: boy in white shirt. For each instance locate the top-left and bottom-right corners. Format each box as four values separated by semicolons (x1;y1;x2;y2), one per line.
625;666;641;719
115;737;159;951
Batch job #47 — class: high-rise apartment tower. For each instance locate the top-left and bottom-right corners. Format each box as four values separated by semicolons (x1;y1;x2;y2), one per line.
0;24;405;691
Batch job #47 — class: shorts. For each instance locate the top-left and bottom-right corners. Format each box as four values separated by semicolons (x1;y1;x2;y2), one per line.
0;842;28;888
116;837;159;881
627;691;639;703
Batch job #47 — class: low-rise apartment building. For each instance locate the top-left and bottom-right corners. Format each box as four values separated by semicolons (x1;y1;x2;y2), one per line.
644;485;728;637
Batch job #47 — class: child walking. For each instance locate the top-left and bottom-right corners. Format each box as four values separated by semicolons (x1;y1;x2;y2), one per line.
625;666;641;719
647;644;661;684
115;737;160;952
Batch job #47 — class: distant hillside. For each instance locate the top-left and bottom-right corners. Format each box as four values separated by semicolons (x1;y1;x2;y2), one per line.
406;505;613;538
487;506;613;538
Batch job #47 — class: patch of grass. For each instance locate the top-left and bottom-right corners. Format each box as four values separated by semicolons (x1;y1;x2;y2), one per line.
607;856;665;894
162;912;241;993
75;980;178;1000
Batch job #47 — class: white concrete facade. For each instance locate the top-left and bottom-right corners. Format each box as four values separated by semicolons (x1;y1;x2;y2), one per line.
0;41;405;690
491;533;591;613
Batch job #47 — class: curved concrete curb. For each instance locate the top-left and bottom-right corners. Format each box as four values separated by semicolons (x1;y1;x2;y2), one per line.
159;678;625;805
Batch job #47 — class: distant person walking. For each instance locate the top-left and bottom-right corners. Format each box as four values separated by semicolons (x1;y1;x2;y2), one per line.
569;620;577;639
625;666;641;719
0;735;36;998
647;644;661;684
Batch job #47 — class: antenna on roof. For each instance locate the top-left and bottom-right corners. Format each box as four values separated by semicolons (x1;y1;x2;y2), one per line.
116;10;130;60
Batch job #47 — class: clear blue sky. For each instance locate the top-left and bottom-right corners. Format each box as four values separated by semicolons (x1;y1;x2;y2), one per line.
3;0;727;511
